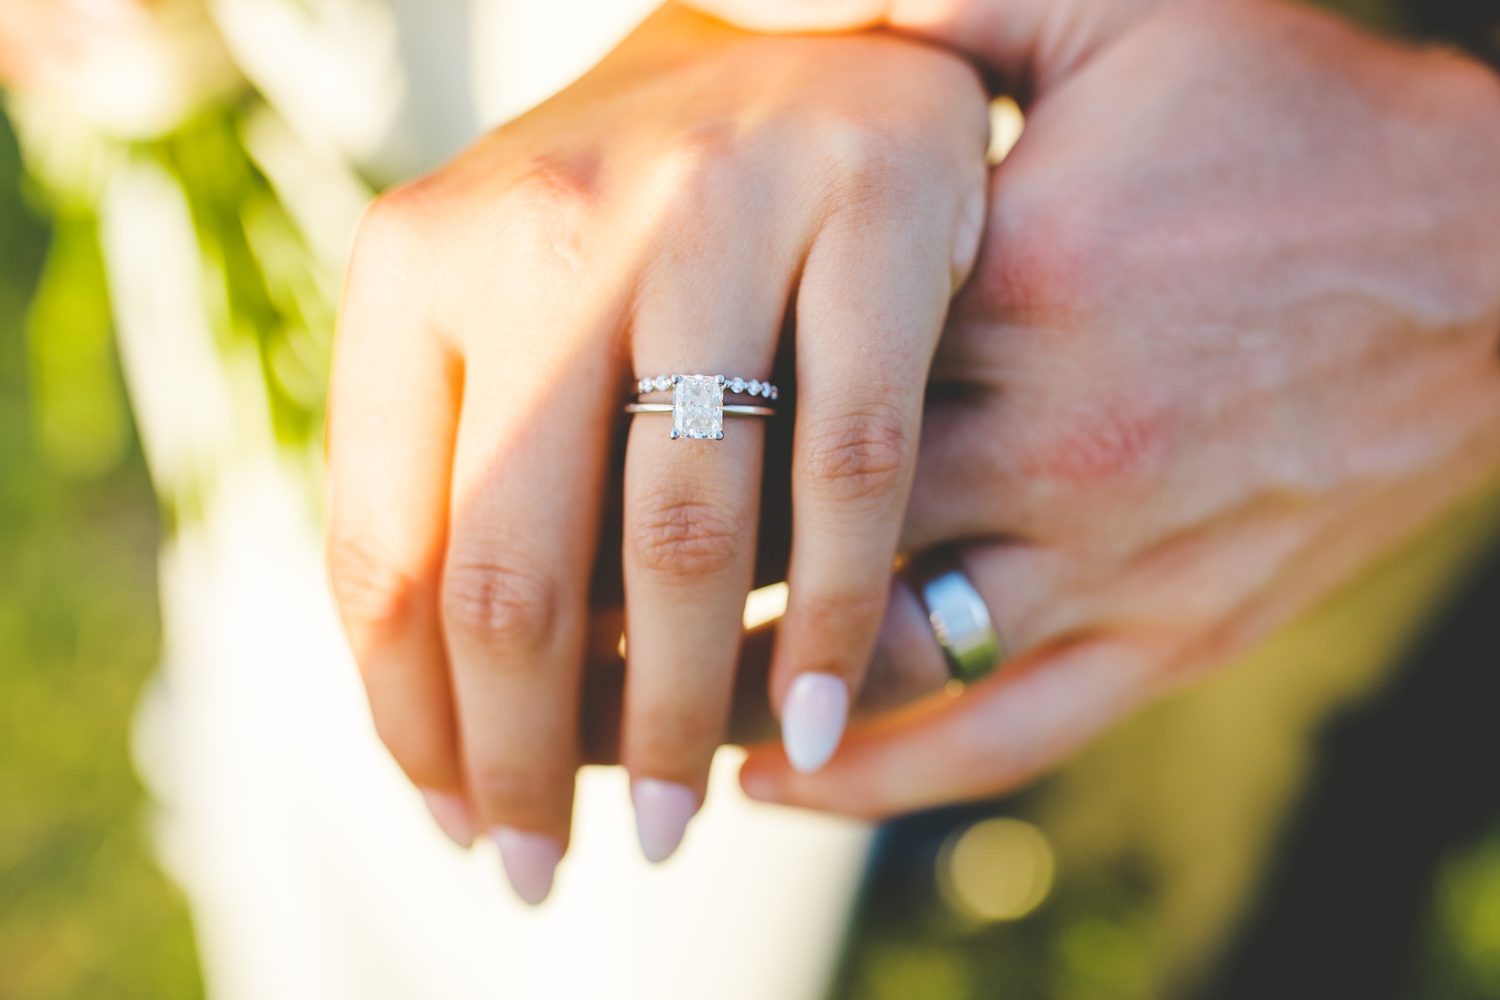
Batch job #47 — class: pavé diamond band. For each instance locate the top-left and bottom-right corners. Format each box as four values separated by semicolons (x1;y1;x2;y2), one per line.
627;373;779;441
636;374;779;400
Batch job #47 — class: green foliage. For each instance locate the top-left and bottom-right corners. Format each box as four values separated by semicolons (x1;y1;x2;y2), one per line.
0;84;332;1000
152;103;332;451
836;836;1161;1000
1416;831;1500;1000
24;213;128;479
0;106;204;1000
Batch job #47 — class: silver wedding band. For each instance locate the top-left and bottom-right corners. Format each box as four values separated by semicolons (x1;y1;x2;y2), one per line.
914;562;1004;683
625;402;776;415
626;373;778;441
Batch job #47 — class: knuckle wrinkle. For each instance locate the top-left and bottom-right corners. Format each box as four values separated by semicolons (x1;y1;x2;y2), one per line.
1022;402;1166;488
802;406;911;505
443;560;559;654
328;534;423;640
629;490;743;580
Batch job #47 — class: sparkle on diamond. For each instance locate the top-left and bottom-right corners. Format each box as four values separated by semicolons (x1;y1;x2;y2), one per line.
673;375;723;439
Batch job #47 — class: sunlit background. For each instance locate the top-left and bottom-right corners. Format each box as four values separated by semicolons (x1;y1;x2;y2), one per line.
5;0;1500;998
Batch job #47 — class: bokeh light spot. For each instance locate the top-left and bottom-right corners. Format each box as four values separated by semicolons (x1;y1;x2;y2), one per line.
938;817;1056;923
987;96;1025;165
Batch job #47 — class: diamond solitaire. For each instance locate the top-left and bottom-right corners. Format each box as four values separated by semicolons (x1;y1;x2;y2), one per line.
672;375;724;440
625;373;779;440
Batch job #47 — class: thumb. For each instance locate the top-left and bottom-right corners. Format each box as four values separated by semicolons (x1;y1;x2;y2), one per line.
681;0;1166;99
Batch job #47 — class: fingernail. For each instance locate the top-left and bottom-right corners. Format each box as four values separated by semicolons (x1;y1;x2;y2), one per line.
781;672;849;773
631;778;699;864
491;827;562;905
422;790;475;849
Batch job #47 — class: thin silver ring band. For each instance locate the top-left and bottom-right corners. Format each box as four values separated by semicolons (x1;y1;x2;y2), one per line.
915;566;1004;684
624;403;776;416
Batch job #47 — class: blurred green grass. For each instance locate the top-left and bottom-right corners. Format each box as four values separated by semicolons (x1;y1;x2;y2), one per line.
0;107;204;1000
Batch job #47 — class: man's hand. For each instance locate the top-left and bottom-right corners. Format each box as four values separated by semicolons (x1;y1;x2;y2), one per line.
701;0;1500;816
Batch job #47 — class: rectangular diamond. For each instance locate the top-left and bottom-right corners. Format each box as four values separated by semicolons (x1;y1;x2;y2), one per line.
672;375;723;440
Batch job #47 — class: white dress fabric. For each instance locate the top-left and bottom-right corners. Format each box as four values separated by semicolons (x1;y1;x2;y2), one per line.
84;2;874;997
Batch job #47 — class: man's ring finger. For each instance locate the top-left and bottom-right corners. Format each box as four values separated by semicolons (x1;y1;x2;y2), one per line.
911;556;1004;683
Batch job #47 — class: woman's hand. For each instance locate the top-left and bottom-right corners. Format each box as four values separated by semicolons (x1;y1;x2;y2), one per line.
325;4;989;899
714;0;1500;816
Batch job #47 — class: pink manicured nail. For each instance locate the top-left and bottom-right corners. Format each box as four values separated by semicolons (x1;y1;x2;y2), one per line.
422;791;475;849
491;828;562;905
631;778;699;864
781;672;849;773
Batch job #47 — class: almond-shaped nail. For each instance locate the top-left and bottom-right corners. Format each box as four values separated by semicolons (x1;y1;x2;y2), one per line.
491;828;562;905
781;672;849;773
631;778;698;864
422;790;475;849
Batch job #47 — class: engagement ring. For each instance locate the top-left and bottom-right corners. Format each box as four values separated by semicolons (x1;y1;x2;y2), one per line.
625;374;779;440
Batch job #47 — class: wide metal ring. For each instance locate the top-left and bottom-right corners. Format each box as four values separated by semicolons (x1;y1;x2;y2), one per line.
628;373;779;441
913;562;1004;683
